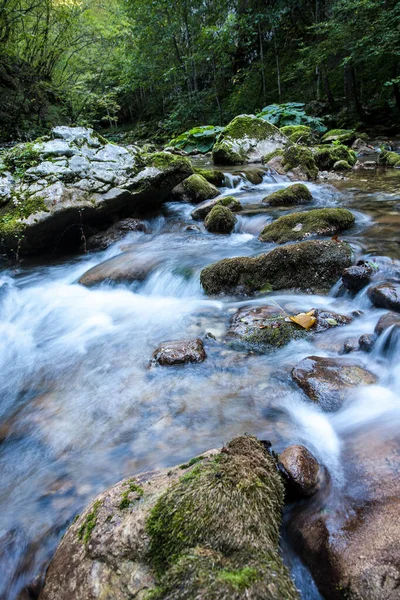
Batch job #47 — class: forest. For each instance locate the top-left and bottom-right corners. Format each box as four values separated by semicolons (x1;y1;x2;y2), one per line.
1;0;400;141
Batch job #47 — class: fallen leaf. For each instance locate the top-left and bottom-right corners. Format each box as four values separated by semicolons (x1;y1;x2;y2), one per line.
289;310;316;330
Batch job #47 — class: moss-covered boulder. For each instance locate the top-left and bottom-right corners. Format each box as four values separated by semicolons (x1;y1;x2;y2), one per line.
378;149;400;167
243;167;266;184
193;167;225;186
313;144;357;171
204;204;236;233
167;125;224;154
200;239;352;296
259;208;355;243
191;195;242;220
39;436;299;600
262;183;312;207
321;129;366;146
280;125;314;145
281;145;319;180
333;160;352;171
0;127;193;256
212;115;287;165
171;174;219;203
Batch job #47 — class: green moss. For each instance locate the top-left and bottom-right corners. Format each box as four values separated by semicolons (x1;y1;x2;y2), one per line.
217;567;259;590
77;499;102;544
142;151;193;172
262;183;312;206
3;142;41;178
259;208;355;243
118;478;144;510
378;150;400;167
204;204;236;233
0;193;48;249
321;129;366;146
282;145;318;180
193;167;225;186
313;144;357;170
333;160;352;171
179;455;205;470
218;196;242;212
145;436;298;599
280;125;314;145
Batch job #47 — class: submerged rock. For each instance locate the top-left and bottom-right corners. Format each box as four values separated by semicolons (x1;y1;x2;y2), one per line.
204;205;236;234
342;260;376;292
291;355;377;411
262;183;312;207
226;306;352;352
358;333;376;353
170;173;219;203
368;282;400;312
0;128;193;256
86;218;147;250
279;445;321;497
191;195;242;220
39;436;299;600
259;208;354;244
212;115;287;165
200;240;352;296
78;252;159;286
152;338;206;366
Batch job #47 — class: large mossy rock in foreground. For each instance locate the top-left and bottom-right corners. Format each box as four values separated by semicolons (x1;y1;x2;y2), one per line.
39;436;299;600
212;115;287;165
259;208;355;243
0;127;193;255
200;239;352;296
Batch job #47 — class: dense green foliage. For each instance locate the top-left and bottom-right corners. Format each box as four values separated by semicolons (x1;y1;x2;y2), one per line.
1;0;399;140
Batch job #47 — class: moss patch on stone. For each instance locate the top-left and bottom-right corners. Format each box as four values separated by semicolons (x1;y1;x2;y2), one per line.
205;205;236;233
280;125;314;145
77;499;102;544
282;145;318;180
259;208;355;243
262;183;312;206
378;150;400;167
118;479;144;510
321;129;366;146
3;142;41;178
142;151;193;173
145;435;299;600
313;145;357;170
193;167;225;186
0;193;48;251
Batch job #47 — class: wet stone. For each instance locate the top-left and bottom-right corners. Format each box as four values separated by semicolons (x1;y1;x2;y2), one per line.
279;444;321;497
374;312;400;335
291;356;377;411
368;282;400;312
86;219;148;250
152;338;206;366
358;333;376;353
78;252;159;286
342;260;376;292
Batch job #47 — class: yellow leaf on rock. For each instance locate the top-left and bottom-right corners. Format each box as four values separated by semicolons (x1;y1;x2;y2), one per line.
289;310;316;330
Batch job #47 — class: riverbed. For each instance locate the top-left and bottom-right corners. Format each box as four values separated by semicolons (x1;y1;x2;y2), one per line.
1;163;399;599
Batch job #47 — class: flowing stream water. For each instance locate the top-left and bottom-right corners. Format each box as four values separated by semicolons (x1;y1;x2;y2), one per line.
1;163;400;599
